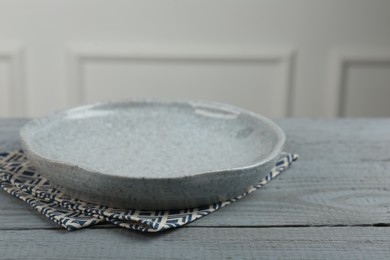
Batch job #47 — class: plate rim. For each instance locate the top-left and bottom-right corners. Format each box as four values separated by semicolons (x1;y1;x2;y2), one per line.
20;99;286;180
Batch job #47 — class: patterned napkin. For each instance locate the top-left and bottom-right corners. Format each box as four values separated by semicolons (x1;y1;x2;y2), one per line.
0;151;298;232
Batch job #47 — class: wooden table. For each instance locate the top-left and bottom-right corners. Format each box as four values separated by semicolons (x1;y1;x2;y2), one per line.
1;118;390;259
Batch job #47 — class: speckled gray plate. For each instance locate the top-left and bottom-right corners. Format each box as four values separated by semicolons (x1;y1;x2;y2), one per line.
20;100;285;210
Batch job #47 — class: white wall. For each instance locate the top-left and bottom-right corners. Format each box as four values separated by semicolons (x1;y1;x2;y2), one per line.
0;0;390;118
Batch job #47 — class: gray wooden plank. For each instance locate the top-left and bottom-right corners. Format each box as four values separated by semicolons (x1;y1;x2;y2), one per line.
1;119;390;229
1;227;390;260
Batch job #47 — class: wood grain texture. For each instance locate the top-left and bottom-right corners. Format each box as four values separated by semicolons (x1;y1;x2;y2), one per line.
1;227;390;259
1;119;390;229
1;118;390;259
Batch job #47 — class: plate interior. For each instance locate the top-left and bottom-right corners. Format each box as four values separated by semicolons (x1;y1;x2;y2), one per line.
22;101;281;178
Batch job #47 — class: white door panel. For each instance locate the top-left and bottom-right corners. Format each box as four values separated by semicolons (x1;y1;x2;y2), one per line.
0;61;9;117
69;47;293;117
343;62;390;117
0;0;389;117
83;61;286;117
0;45;24;117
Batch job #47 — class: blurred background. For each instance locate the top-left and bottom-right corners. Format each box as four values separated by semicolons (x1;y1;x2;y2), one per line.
0;0;389;118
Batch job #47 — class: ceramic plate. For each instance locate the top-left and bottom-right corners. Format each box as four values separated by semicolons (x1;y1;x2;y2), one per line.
20;100;285;210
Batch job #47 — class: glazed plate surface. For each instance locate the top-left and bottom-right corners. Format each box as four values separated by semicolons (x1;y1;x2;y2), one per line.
20;100;285;210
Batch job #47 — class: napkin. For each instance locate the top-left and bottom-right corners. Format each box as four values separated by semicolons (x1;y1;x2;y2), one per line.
0;151;298;232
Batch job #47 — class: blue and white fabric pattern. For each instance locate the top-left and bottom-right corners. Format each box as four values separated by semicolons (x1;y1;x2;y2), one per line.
0;151;298;232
